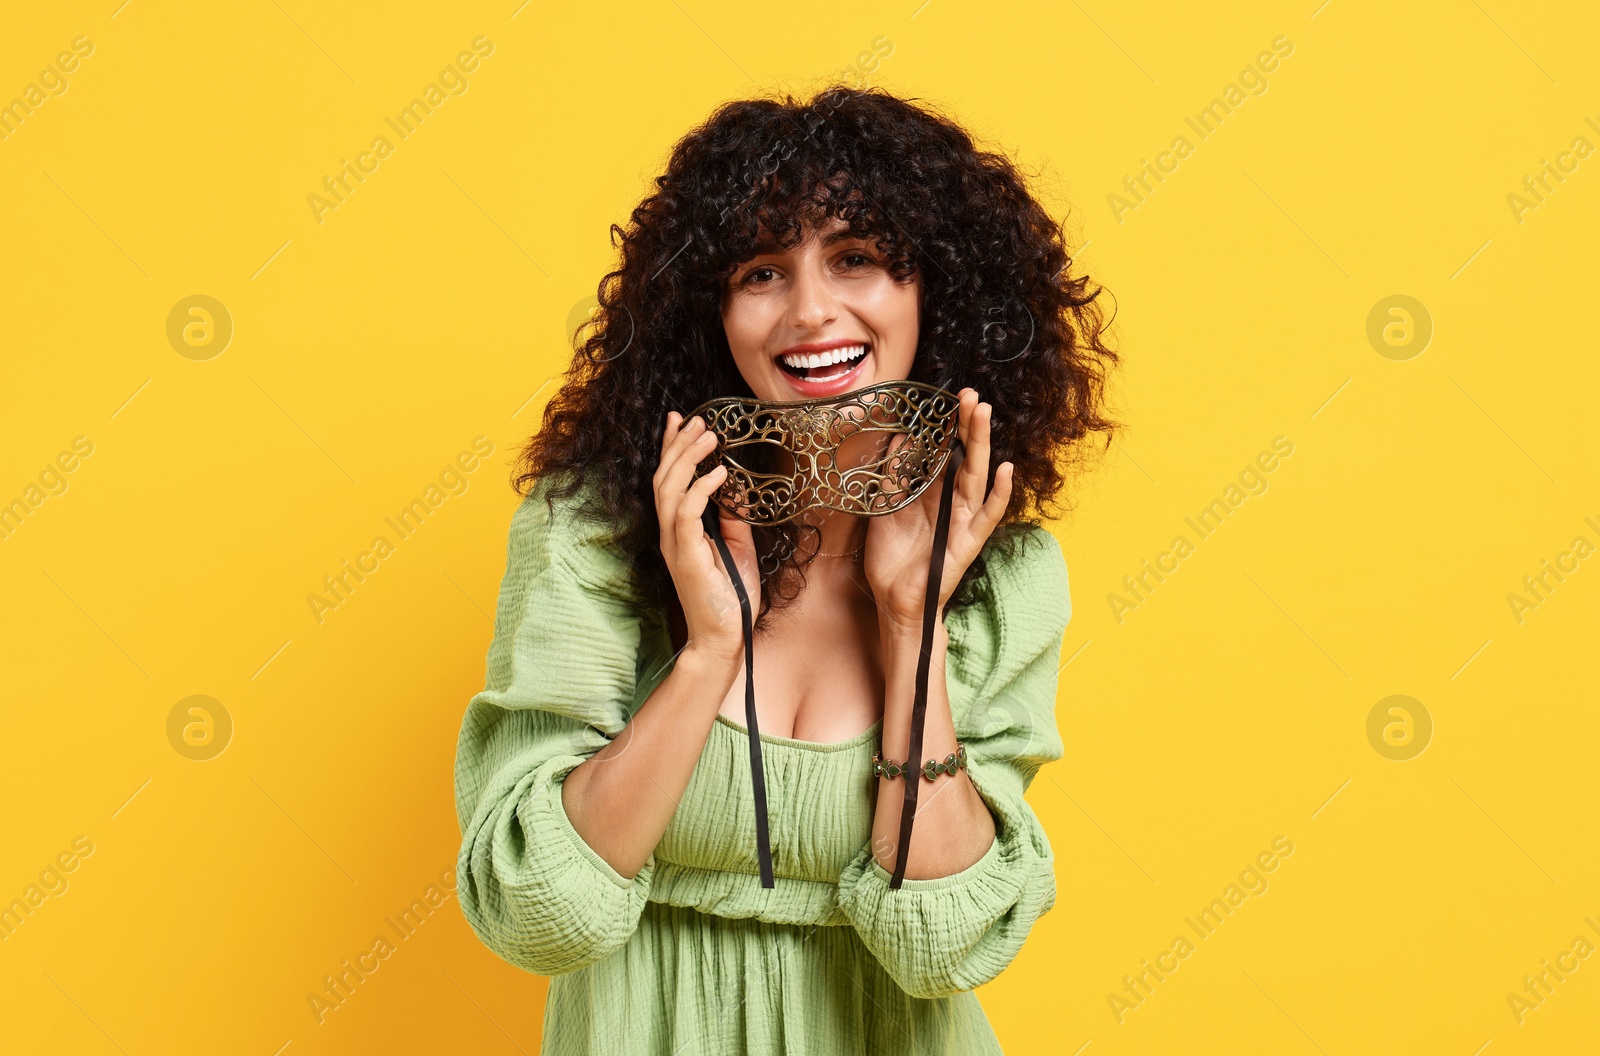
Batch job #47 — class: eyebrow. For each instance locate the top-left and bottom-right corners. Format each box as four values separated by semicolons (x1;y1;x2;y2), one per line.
749;227;866;256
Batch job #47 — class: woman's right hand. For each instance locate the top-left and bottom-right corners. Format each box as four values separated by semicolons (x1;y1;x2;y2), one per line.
654;411;760;664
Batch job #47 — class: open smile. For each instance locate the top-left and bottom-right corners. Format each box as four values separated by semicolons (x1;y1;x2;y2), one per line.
774;343;872;396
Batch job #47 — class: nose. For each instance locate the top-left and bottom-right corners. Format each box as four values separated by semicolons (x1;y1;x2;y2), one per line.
786;256;839;333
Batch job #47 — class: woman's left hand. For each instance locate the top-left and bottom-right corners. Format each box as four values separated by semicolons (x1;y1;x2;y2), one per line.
864;387;1012;631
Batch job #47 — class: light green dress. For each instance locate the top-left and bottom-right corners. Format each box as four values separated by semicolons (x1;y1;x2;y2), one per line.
454;479;1072;1055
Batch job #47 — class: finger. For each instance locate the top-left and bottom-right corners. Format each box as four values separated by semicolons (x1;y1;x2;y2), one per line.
656;418;715;509
666;418;719;497
953;388;977;451
665;420;718;505
678;463;727;565
653;411;681;488
953;387;979;441
656;414;703;544
955;398;992;511
973;459;1013;536
654;412;699;485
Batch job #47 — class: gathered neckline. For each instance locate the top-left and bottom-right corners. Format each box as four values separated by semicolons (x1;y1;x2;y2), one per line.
713;712;882;752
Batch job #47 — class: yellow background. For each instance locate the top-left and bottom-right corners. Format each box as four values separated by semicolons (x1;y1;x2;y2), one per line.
2;0;1596;1052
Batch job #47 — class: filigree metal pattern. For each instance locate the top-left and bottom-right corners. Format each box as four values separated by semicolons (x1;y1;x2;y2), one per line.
686;379;961;526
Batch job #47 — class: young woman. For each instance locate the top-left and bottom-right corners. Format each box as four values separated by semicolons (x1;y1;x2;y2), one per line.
454;85;1117;1054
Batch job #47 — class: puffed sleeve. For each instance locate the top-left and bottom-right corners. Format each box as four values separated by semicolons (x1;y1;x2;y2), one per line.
836;525;1071;998
453;478;655;976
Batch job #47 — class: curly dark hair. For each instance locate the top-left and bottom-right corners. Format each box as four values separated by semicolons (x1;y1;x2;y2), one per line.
512;83;1119;633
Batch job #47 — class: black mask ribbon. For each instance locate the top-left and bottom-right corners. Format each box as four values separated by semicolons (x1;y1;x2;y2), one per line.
696;406;967;891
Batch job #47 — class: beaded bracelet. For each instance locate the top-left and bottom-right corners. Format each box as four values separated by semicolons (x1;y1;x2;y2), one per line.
872;742;968;781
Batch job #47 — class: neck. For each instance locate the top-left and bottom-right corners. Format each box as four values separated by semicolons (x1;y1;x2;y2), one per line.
797;507;868;557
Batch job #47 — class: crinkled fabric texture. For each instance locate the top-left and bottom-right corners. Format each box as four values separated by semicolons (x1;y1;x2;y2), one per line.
454;479;1072;1054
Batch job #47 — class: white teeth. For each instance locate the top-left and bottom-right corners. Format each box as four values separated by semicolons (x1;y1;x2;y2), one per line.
780;344;868;370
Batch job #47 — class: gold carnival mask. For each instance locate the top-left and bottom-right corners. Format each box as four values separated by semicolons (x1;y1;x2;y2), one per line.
684;378;969;892
686;379;963;525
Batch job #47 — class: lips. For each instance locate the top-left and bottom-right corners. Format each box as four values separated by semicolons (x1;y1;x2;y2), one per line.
775;342;872;397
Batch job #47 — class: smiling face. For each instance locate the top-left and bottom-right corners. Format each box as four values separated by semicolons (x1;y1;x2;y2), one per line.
720;214;920;402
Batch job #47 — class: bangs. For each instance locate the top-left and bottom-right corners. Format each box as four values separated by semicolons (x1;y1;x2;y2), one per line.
712;163;917;281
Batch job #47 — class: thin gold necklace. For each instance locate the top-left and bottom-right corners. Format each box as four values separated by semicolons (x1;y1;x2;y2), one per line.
801;515;865;559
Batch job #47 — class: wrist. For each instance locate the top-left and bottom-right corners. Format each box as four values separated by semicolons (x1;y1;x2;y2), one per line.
880;612;949;652
678;641;742;685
